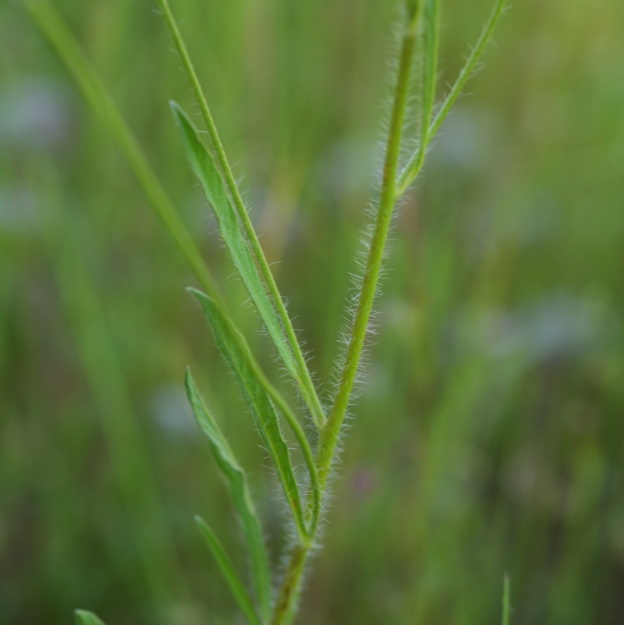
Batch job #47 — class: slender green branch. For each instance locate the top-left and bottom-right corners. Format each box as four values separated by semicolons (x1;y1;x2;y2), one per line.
397;0;507;195
156;0;327;431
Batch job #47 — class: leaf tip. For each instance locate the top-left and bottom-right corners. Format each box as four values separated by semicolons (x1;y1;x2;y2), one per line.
75;610;106;625
187;287;213;309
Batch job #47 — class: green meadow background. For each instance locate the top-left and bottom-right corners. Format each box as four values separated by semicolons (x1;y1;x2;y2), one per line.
2;0;623;623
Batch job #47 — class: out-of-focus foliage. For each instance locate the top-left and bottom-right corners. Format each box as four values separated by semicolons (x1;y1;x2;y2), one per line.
1;0;623;624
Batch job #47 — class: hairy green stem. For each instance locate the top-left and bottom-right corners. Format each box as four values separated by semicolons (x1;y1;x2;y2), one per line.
270;10;419;624
270;544;310;625
156;0;327;432
316;10;419;489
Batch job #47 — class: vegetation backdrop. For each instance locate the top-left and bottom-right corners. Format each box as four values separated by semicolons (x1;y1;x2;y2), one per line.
2;0;623;623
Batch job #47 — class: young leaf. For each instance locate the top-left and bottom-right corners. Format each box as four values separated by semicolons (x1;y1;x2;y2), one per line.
186;294;320;536
75;611;107;625
170;101;325;430
195;516;262;625
185;369;272;622
189;288;308;540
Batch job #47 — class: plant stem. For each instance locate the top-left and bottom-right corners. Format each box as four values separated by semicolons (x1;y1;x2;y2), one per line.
156;0;327;432
316;9;419;489
270;9;419;624
270;544;310;625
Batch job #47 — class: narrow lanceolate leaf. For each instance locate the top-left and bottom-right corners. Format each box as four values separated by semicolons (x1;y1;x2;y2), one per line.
398;0;507;194
186;298;320;538
195;516;262;625
185;369;272;622
170;102;324;430
75;611;107;625
189;288;308;540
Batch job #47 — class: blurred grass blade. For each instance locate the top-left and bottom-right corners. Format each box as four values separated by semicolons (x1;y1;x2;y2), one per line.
195;516;262;625
22;0;219;300
189;288;308;540
75;611;107;625
185;370;272;622
398;0;507;194
170;101;325;431
502;575;511;625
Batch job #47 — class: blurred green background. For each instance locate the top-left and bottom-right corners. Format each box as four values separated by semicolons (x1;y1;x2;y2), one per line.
2;0;624;623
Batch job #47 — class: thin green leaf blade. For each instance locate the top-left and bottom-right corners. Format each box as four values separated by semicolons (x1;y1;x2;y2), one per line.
185;369;272;621
170;103;302;395
75;611;107;625
195;516;262;625
189;288;307;540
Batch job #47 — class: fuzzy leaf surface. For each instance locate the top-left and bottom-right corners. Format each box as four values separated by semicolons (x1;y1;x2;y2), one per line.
195;516;262;625
170;103;308;408
189;288;307;539
185;369;272;621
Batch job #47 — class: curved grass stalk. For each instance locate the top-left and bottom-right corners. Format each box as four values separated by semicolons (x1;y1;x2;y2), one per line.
22;0;218;302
